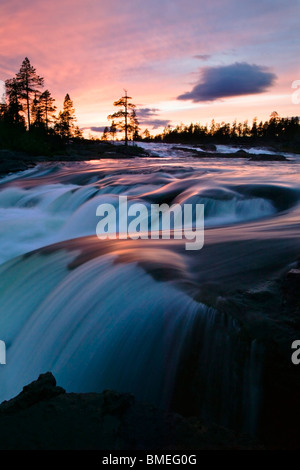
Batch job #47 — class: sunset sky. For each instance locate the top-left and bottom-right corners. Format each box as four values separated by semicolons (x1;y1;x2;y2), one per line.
1;0;299;137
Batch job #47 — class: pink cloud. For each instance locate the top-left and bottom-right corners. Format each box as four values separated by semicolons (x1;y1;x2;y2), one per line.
0;0;299;131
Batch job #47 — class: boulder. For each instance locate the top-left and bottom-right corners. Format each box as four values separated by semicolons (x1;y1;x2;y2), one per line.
0;159;29;175
250;154;287;161
0;373;259;450
282;268;300;305
0;372;65;414
198;143;217;152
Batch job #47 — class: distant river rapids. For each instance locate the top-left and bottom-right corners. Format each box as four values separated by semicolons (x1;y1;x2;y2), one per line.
0;143;299;436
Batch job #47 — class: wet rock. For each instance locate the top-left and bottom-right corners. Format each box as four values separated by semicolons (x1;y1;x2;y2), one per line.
0;372;65;414
249;154;287;161
0;149;17;160
101;389;135;415
191;151;249;159
173;146;200;154
282;268;300;306
198;144;217;152
0;373;259;450
0;159;29;175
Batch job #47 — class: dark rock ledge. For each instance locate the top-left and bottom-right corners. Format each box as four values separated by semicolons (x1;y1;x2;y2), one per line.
0;373;260;450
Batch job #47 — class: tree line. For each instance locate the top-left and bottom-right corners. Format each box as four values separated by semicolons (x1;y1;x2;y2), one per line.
100;106;300;151
0;57;82;154
142;111;300;148
1;57;300;153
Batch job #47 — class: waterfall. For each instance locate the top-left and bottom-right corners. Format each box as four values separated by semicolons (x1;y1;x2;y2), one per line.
0;245;262;434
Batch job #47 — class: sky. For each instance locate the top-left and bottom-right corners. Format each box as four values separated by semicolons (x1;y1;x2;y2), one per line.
0;0;300;137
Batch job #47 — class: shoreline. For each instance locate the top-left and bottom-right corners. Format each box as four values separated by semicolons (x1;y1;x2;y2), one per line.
0;141;293;178
0;142;151;177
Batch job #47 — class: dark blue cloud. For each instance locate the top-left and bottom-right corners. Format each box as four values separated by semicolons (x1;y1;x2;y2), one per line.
137;108;160;118
81;126;121;134
90;126;106;133
177;62;276;102
144;119;171;129
137;108;170;129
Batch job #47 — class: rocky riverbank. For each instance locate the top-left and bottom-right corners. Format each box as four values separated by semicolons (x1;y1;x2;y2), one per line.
0;372;260;450
0;142;151;176
0;141;291;178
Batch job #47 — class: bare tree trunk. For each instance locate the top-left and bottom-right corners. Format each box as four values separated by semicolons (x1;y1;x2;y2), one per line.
26;76;30;131
45;98;48;131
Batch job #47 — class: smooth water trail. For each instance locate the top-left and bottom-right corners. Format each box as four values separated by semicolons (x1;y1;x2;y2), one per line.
0;245;262;434
0;152;298;265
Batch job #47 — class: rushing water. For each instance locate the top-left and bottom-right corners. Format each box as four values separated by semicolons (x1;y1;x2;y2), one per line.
0;143;299;436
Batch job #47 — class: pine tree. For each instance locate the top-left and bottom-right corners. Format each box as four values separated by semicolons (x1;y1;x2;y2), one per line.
129;108;140;142
38;90;57;130
251;117;258;139
16;57;44;130
74;126;83;139
101;126;109;141
55;94;77;139
4;78;24;125
108;90;136;146
142;129;150;140
109;120;117;143
31;93;44;127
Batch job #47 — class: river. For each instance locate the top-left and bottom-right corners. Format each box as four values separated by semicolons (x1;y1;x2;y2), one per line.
0;143;299;438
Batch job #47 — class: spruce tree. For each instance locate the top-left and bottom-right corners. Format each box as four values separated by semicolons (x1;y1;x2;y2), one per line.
109;120;117;143
38;90;57;130
4;78;24;125
16;57;44;130
129;108;140;142
102;126;109;141
55;93;76;139
31;93;43;127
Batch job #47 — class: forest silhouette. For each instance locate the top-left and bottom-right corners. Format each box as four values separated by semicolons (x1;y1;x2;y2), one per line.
1;57;300;155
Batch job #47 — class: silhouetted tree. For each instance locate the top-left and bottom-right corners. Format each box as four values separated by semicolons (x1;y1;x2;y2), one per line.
129;108;140;142
31;93;44;127
142;128;151;141
251;117;258;139
55;94;77;139
109;120;117;143
108;90;136;146
4;78;24;125
102;126;109;141
37;90;57;130
16;57;44;130
74;126;83;139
